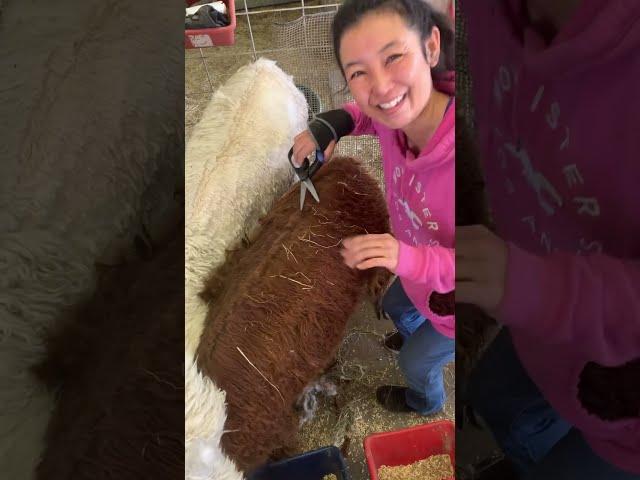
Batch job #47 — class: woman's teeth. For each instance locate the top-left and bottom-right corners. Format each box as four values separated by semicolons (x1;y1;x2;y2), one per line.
379;94;405;110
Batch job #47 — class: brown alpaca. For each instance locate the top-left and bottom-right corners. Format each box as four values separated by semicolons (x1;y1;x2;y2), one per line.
196;156;390;471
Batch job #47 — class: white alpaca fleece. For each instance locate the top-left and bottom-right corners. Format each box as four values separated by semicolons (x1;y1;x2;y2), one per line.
185;58;308;352
185;353;244;480
184;58;308;478
0;2;183;478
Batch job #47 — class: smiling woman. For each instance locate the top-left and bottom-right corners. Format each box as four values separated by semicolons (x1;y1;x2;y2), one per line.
291;0;456;417
336;6;450;143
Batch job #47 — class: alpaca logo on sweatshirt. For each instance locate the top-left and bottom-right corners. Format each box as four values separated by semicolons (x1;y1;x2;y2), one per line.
492;66;603;254
397;198;423;230
392;166;440;247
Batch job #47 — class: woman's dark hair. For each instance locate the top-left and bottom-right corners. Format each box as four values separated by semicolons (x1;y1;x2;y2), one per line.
331;0;454;77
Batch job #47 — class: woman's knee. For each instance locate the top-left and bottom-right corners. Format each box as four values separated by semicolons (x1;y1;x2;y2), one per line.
398;335;452;385
398;345;424;382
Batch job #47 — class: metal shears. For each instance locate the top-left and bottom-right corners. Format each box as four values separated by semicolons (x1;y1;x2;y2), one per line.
288;147;326;211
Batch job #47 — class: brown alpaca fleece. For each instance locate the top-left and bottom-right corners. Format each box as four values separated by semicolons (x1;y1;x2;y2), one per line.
578;358;640;421
196;156;390;471
430;290;455;317
32;225;184;480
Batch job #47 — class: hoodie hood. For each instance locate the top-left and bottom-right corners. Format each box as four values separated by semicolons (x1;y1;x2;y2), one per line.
504;0;640;78
410;70;455;170
434;70;456;96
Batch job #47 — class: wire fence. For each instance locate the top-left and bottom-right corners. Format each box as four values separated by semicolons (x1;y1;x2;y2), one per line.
185;0;384;188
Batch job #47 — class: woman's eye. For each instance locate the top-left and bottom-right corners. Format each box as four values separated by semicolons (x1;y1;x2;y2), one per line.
349;71;365;80
386;54;402;65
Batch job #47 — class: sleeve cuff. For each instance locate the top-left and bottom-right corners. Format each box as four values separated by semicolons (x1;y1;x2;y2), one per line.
395;241;424;282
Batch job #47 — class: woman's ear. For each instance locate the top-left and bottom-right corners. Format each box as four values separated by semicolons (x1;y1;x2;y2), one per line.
425;26;441;67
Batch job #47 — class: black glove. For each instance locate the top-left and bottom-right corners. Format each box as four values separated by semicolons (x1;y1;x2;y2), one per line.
308;109;355;152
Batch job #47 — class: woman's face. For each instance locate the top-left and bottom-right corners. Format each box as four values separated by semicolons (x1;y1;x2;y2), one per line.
339;11;439;130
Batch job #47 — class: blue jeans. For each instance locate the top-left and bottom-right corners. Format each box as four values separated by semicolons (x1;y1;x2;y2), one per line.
468;328;640;479
381;278;454;415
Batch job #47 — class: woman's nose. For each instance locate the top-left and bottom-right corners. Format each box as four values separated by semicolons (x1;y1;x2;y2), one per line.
371;69;393;97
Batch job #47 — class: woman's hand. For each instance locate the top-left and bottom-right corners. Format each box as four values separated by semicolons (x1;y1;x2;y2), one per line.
456;225;508;316
341;234;399;272
291;130;336;167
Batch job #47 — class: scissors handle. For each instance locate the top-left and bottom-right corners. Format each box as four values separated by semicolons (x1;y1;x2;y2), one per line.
288;148;325;181
288;147;309;180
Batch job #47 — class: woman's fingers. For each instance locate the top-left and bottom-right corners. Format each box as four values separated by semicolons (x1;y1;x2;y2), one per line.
292;140;315;166
292;131;316;166
342;234;393;248
456;280;484;307
342;245;389;268
341;234;399;272
454;225;509;314
354;256;394;271
455;257;488;282
293;132;337;166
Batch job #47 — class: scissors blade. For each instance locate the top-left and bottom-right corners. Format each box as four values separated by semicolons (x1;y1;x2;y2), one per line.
304;179;320;203
299;181;307;211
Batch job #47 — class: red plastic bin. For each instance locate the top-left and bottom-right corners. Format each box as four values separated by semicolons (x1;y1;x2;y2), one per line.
185;0;236;48
363;420;455;480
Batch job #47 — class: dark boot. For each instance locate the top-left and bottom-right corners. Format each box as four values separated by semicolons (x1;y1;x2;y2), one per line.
383;330;404;354
375;385;413;413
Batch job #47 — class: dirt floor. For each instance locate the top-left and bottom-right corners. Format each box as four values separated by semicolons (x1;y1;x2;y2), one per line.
295;299;455;480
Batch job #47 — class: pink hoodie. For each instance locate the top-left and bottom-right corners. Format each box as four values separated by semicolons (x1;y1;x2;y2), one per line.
343;75;455;338
463;0;640;473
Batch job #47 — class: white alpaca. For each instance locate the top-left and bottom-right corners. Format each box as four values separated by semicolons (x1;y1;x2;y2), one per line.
185;352;245;480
